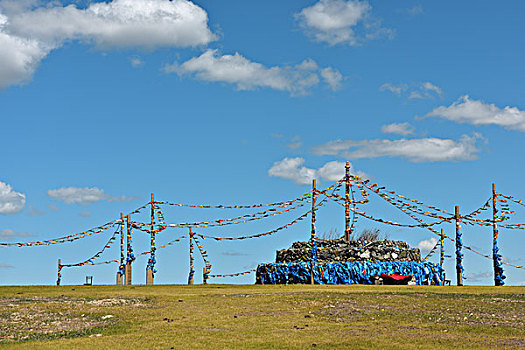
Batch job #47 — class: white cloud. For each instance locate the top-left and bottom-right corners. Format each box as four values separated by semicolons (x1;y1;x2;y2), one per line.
268;157;316;185
311;134;482;162
0;228;33;239
167;49;343;96
287;136;303;150
26;204;44;216
78;210;91;217
268;157;365;185
5;0;216;49
46;203;59;211
380;82;407;96
406;5;423;16
130;56;144;68
381;122;415;136
295;0;391;46
48;186;108;204
417;237;437;254
426;95;525;132
465;271;492;282
0;181;26;214
47;186;138;205
422;82;442;96
0;14;50;89
320;67;343;91
0;0;216;89
381;81;442;100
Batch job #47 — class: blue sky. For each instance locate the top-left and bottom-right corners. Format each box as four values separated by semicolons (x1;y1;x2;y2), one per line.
1;0;524;286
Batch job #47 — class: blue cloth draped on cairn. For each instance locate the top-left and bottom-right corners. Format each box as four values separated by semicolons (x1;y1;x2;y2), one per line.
256;261;444;285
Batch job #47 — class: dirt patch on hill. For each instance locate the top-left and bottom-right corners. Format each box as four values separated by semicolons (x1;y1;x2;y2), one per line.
0;296;144;343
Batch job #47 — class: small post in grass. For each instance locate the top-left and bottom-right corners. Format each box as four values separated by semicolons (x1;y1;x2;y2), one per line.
116;212;124;285
146;193;155;286
455;205;463;286
345;161;351;242
310;179;317;285
125;215;132;286
188;228;194;285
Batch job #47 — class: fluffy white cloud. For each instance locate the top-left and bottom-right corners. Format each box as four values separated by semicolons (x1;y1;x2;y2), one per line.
0;181;26;214
268;157;365;185
0;0;216;89
381;122;415;136
295;0;391;46
426;95;525;132
380;81;442;100
168;49;344;95
0;14;50;88
311;134;482;162
48;186;108;204
320;67;343;91
47;186;138;205
5;0;216;49
417;237;438;254
268;158;316;185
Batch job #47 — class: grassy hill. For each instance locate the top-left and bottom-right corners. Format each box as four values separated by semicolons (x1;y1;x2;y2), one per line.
1;285;524;349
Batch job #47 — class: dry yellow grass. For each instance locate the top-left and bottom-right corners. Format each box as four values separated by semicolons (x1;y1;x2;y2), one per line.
1;284;524;349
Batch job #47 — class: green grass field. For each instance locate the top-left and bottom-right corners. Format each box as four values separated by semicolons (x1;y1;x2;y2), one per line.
1;284;524;349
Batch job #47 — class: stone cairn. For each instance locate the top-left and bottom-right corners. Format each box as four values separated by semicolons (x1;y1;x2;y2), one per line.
276;238;421;263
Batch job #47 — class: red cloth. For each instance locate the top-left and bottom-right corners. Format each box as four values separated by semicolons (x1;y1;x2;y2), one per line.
375;273;414;284
378;273;412;281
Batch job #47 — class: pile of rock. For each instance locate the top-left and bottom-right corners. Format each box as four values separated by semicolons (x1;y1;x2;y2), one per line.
275;238;421;263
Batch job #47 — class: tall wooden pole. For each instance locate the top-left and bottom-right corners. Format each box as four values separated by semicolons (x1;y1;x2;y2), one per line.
310;179;317;285
125;215;132;286
492;183;504;286
455;205;463;286
57;259;62;286
188;228;194;285
116;212;124;285
344;161;351;241
439;228;444;269
146;193;155;285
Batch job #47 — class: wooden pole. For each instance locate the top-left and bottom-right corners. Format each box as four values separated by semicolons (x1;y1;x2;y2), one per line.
125;215;132;286
344;161;351;242
455;205;463;286
203;267;207;285
310;179;317;285
492;183;504;286
116;213;124;285
57;259;61;286
188;228;194;285
439;228;444;269
146;193;155;285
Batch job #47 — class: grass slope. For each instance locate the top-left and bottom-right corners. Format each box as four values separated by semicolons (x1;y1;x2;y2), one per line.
0;285;524;349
